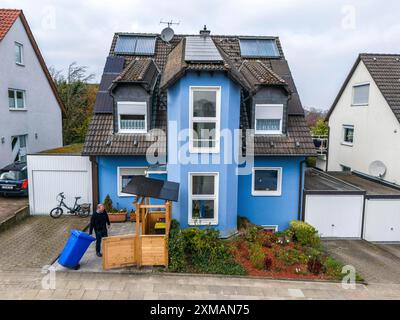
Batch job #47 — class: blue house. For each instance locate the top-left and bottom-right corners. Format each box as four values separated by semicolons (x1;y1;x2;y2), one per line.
83;27;315;237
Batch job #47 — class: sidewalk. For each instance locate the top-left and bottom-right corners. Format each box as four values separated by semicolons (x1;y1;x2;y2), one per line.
1;269;400;300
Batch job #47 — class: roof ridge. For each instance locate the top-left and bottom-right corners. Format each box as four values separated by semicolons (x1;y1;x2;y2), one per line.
360;53;400;57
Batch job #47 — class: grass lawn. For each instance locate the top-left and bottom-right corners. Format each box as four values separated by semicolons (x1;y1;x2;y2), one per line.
39;143;83;154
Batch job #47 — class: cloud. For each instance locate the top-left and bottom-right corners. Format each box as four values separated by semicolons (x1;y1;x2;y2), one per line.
3;0;399;109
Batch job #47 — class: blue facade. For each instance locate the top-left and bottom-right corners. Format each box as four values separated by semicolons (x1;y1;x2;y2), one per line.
167;71;240;237
238;156;305;231
97;156;166;212
95;71;306;236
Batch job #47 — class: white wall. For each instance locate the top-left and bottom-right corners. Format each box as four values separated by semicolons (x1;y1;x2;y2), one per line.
0;17;62;168
27;155;92;215
328;61;400;185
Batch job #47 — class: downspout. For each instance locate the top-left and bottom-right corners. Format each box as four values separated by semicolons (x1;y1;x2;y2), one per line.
325;125;331;171
297;159;306;220
90;156;99;209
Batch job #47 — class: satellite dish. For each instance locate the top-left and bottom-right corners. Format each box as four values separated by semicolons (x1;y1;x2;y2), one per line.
161;27;174;42
369;160;387;178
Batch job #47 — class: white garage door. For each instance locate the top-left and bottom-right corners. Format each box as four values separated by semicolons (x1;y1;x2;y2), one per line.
305;194;364;238
32;170;90;214
364;199;400;242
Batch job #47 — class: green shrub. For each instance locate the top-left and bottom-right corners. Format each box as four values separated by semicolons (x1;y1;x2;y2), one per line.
168;221;246;275
249;242;266;270
168;220;187;272
245;226;259;243
276;248;306;266
103;194;113;212
289;220;321;248
323;256;343;279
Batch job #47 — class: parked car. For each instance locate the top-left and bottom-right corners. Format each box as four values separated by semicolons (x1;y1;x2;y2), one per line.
0;162;28;196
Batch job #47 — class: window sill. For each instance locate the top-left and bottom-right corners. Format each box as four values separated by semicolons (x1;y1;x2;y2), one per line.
254;131;283;136
341;142;353;147
351;104;368;107
118;130;147;134
188;219;218;226
251;192;282;197
189;148;220;154
9;108;27;111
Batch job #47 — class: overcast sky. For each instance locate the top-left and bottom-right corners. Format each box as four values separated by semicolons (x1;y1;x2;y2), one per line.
2;0;399;110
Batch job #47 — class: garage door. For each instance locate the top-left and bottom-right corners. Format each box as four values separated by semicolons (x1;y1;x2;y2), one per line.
32;170;90;214
304;194;364;238
364;199;400;242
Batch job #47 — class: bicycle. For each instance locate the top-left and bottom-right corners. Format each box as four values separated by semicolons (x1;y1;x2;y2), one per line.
50;192;91;218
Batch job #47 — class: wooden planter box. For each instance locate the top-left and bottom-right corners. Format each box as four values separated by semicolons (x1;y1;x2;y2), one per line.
130;213;141;222
108;212;127;223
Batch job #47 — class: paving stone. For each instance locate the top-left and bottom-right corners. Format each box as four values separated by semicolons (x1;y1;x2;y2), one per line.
97;290;114;300
82;290;100;300
66;289;85;300
36;289;55;300
0;216;89;270
112;290;130;300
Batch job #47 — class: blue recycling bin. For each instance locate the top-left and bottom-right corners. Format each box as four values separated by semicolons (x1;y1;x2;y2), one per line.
58;230;96;269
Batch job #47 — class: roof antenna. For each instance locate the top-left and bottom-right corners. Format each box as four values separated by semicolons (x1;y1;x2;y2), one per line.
160;20;180;43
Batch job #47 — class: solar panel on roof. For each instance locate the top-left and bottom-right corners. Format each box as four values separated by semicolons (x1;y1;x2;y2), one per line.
239;39;280;58
104;56;125;73
184;36;223;62
114;35;156;55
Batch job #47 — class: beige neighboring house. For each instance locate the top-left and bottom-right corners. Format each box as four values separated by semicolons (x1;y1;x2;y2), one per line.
326;53;400;185
0;9;64;168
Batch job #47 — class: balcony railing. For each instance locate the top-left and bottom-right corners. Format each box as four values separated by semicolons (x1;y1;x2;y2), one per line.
312;135;328;155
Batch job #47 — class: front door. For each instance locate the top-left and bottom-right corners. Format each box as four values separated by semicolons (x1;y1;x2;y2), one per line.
11;135;27;162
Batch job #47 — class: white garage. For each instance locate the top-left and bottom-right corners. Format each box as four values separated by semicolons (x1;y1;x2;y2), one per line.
303;170;365;238
304;169;400;242
27;153;92;215
363;198;400;242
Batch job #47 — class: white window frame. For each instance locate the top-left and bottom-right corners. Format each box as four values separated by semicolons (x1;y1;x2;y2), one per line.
342;125;354;146
15;42;24;65
117;101;147;133
117;167;147;197
188;172;219;225
252;167;283;197
254;104;283;135
261;225;279;232
8;89;26;110
351;82;370;106
189;86;221;154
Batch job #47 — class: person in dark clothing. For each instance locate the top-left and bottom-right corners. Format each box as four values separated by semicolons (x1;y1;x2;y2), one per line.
89;204;110;257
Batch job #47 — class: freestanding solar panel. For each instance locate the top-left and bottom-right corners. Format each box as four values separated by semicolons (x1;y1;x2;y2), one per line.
114;35;156;55
239;39;280;57
184;36;223;62
122;176;180;202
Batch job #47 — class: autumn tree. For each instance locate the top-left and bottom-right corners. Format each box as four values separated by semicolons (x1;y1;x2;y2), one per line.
50;63;98;145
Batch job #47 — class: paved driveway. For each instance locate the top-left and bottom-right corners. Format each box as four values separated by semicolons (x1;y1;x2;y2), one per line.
323;240;400;284
0;196;28;223
0;216;89;270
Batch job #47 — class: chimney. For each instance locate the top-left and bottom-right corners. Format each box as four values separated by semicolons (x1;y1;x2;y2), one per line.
200;25;211;37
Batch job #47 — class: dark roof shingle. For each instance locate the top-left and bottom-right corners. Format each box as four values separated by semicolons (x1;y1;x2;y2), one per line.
84;32;313;156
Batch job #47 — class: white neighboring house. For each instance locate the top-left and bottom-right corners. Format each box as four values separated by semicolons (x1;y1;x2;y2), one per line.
326;53;400;185
0;9;63;168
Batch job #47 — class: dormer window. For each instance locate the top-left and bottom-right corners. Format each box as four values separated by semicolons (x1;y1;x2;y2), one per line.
254;104;283;134
117;101;147;133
